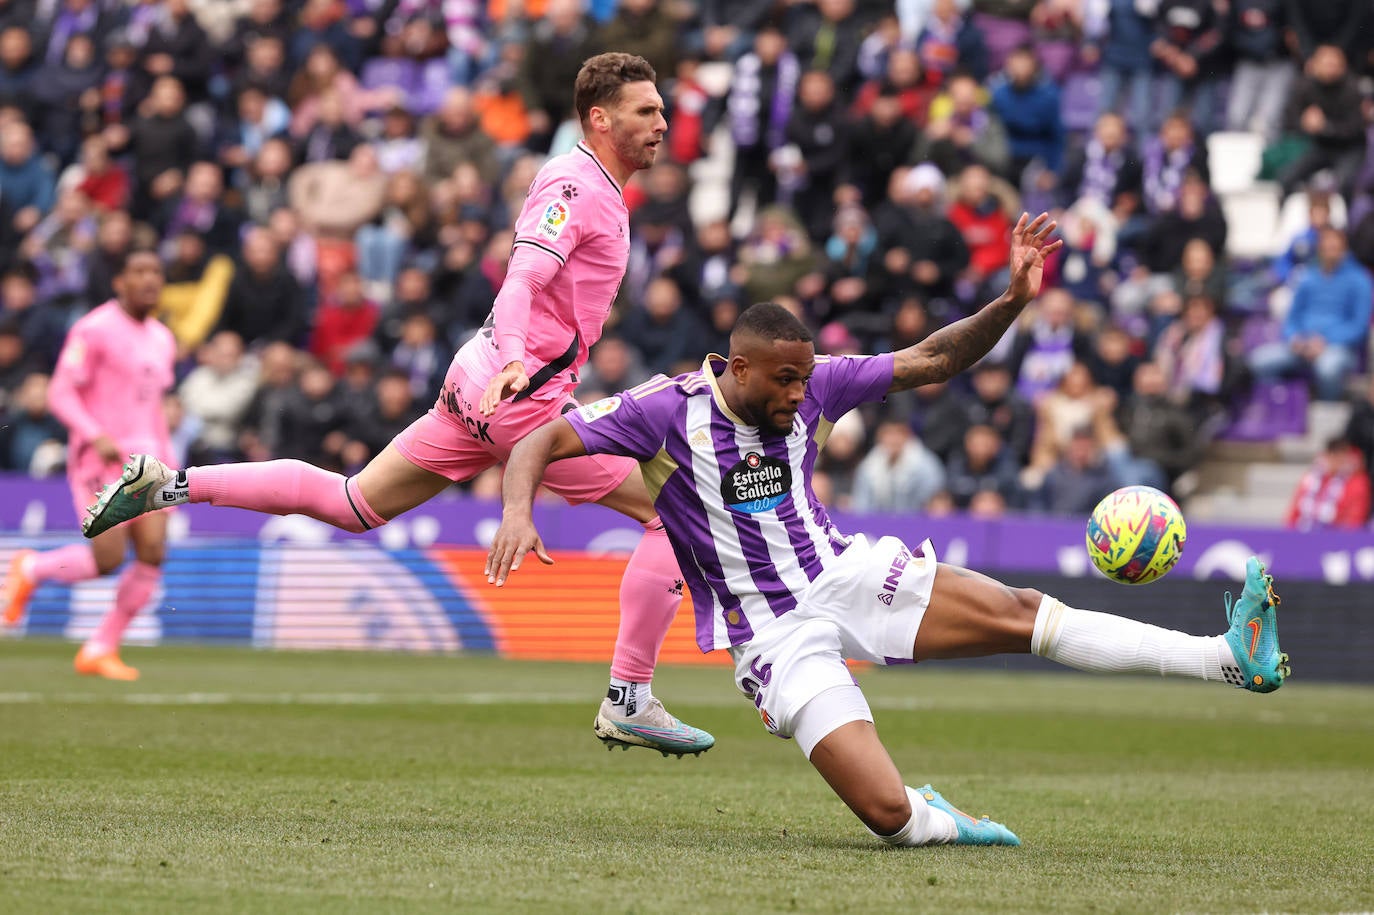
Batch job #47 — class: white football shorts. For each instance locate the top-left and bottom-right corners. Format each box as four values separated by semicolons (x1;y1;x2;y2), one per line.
727;535;938;747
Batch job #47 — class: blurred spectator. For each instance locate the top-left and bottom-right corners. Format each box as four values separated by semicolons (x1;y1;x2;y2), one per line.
905;377;970;462
140;0;212;102
966;360;1034;463
117;75;200;219
618;276;708;375
665;56;711;165
276;357;347;469
178;330;259;464
1285;436;1371;530
946;162;1011;301
232;33;291;102
421;86;498;185
734;205;817;305
917;72;1010;178
1086;323;1142;401
21;187;96;308
288;44;392;138
0;120;55;236
84;208;132;305
1059;112;1141;217
784;69;851;242
288;143;387;239
1225;0;1292;142
596;0;678;82
242;136;293;226
1026;360;1115;486
389;310;446;401
1008;287;1090;402
1111;360;1203;490
158;229;234;351
870;164;969;308
1249;227;1372;401
1277;45;1367;201
916;0;989;83
238;339;298;461
787;0;865;95
157;161;244;257
945;422;1021;510
0;26;37;121
990;44;1064;182
1141;114;1208;216
822;205;878;322
1034;424;1117;515
0;317;40;410
576;334;650;401
341;369;420;469
1272;192;1332;285
215;226;307;347
163;390;199;467
1;264;65;368
1150;0;1226;133
1153;293;1228;425
688;0;775;61
853;44;938;125
68;134;129;212
1284;0;1372;64
310;269;379;375
36;0;115;68
844;88;920;207
852;419;946;513
355;169;432;299
726;23;798;220
290;0;363;72
217;82;291;181
518;0;594;148
813;409;865;510
373;103;423;174
224;0;293;75
0;371;62;473
30;31;100;164
292;87;363;163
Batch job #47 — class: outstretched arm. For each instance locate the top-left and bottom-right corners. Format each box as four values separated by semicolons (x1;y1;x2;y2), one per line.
888;212;1061;393
484;417;588;586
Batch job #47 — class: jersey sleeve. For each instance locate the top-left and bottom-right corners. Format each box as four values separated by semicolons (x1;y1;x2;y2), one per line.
564;380;676;462
510;165;584;269
47;320;105;442
809;352;895;420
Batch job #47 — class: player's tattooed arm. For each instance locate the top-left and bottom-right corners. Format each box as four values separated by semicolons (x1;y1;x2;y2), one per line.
887;213;1061;394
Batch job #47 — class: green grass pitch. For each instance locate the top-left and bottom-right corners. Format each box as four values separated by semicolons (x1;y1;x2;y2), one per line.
2;640;1373;914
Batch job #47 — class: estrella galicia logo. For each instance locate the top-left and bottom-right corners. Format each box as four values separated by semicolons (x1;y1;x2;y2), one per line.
720;452;791;514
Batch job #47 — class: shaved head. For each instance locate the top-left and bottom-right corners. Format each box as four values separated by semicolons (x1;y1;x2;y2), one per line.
729;302;813;356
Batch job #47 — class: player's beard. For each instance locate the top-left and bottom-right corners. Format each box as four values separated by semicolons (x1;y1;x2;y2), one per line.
613;130;658;171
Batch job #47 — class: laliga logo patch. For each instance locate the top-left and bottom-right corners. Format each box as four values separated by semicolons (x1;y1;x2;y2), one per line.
575;395;620;423
720;452;791;514
538;199;571;240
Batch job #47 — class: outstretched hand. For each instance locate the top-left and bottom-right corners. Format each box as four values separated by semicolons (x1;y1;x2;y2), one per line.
1007;212;1062;306
485;515;553;586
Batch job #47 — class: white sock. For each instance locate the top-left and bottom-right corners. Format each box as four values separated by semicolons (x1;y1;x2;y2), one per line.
870;786;958;846
1032;595;1238;682
155;469;190;505
606;677;653;718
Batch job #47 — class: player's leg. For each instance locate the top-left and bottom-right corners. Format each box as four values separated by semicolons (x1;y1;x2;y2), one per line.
70;524;143;680
541;453;714;755
913;559;1289;692
82;427;461;539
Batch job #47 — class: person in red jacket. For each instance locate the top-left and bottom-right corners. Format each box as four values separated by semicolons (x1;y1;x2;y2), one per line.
947;162;1011;303
1285;436;1372;530
309;269;379;376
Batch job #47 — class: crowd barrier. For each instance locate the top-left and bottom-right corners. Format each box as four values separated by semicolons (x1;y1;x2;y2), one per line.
2;477;1369;679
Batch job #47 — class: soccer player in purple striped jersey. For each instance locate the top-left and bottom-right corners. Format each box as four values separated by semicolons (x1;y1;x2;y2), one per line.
488;213;1291;848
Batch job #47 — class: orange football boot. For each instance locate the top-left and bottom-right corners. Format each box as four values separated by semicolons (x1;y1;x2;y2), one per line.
73;646;140;681
2;549;36;626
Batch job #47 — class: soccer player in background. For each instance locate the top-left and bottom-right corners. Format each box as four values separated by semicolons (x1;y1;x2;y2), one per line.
81;53;714;756
486;214;1290;846
2;250;176;681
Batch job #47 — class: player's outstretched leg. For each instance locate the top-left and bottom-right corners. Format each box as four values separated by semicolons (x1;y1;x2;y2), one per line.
83;455;392;538
593;520;714;757
3;545;100;625
916;786;1021;846
1220;556;1289;692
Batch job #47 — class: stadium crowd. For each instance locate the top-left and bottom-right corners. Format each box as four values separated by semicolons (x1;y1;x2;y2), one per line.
0;0;1373;527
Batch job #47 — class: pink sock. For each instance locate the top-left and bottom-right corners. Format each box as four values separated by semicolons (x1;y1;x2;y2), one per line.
84;561;160;656
610;518;684;682
29;543;99;584
187;461;385;533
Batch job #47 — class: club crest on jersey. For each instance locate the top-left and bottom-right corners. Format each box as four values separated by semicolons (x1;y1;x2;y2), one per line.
539;199;571;240
720;452;791;514
576;395;620;423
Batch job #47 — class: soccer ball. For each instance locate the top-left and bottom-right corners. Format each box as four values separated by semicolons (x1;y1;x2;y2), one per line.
1085;485;1187;585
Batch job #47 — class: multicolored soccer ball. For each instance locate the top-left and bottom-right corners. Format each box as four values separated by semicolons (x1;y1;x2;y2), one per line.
1085;486;1187;585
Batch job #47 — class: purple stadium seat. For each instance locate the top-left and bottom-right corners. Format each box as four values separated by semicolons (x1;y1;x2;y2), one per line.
1061;72;1101;132
973;14;1031;74
1221;379;1309;441
360;58;418;93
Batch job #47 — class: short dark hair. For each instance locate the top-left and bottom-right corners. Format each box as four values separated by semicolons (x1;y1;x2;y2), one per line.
732;302;813;348
574;52;656;124
115;246;162;275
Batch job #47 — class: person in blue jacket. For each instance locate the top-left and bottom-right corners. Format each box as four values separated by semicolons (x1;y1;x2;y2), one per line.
990;44;1064;185
1250;227;1374;401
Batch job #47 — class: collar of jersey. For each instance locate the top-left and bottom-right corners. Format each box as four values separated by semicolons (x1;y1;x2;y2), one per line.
701;354;749;426
576;141;623;198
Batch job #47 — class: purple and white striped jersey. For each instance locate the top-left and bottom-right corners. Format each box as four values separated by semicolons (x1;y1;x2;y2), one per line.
566;351;896;652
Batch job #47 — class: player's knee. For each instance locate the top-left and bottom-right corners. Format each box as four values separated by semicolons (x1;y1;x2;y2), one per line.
862;790;914;837
133;543;166;566
94;554;123;576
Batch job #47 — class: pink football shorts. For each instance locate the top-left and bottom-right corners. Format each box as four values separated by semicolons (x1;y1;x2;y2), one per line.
394;357;634;505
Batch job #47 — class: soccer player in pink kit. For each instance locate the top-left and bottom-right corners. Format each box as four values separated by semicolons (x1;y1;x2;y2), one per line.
81;53;713;755
2;250;175;680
